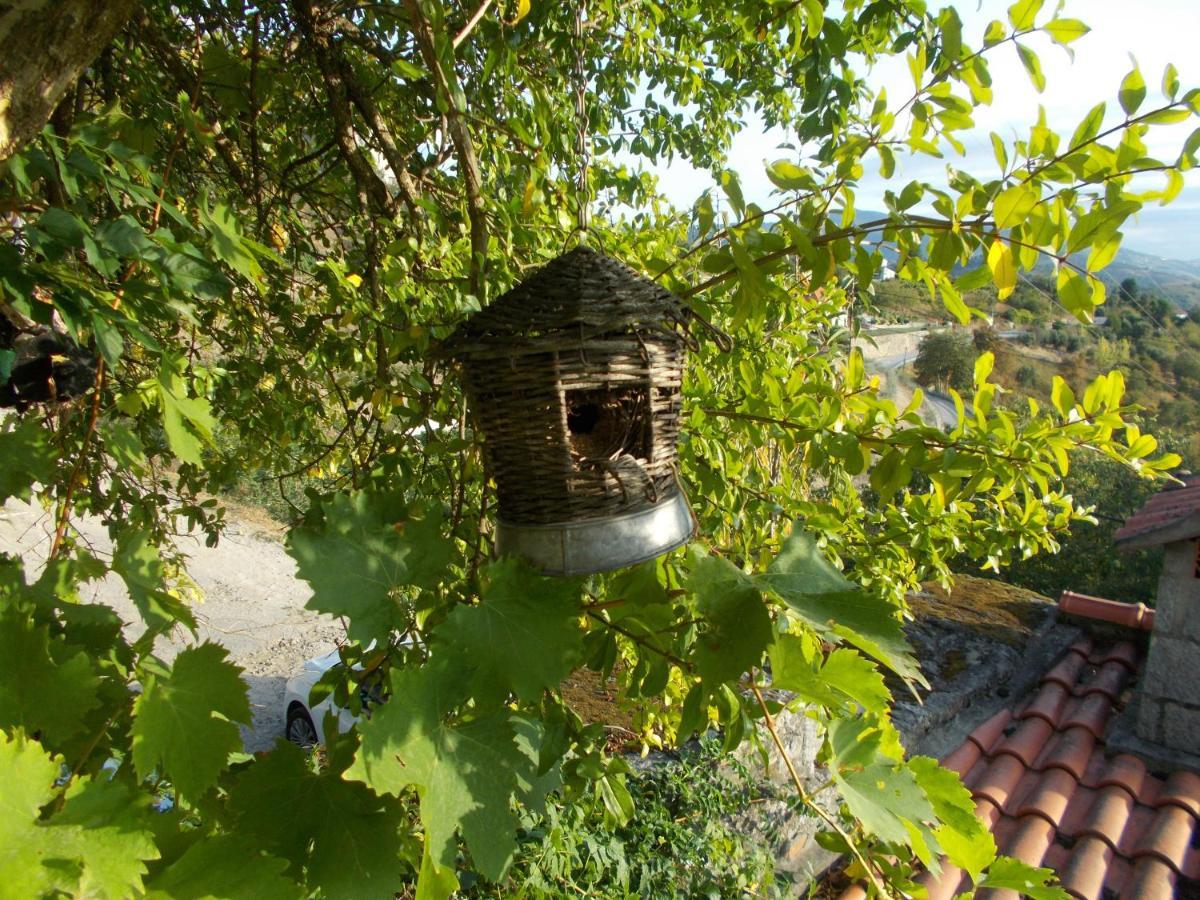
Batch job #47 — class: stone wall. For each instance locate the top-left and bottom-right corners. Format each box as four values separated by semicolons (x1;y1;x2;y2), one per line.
1136;538;1200;752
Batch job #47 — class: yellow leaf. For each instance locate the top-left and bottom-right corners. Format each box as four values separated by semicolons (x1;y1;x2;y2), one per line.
522;178;536;214
986;239;1016;300
346;273;363;289
514;0;531;23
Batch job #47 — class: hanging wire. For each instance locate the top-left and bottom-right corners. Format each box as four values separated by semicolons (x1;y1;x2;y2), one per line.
573;1;591;242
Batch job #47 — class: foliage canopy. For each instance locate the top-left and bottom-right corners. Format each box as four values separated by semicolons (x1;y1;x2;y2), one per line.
0;0;1196;896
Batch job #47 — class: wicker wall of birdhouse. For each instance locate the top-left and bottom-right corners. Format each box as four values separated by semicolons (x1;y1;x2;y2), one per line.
459;332;685;525
437;246;697;526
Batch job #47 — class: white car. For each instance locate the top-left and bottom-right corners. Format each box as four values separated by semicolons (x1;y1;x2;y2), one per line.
282;649;364;747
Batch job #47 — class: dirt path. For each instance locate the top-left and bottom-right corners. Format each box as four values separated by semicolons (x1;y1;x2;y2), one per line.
0;499;341;752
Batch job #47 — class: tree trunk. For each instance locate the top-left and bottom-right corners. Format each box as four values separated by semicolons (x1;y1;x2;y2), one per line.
0;0;140;162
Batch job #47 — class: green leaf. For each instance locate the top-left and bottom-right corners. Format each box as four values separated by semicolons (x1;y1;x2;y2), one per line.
0;418;56;505
199;199;264;283
1007;0;1043;30
35;207;87;247
131;643;251;803
1163;62;1180;100
288;493;454;645
686;548;773;686
0;606;100;746
993;184;1037;229
436;557;583;702
227;741;407;899
1050;376;1076;416
0;731;159;899
346;662;527;890
1042;18;1088;45
978;856;1069;899
156;362;215;467
835;761;934;846
1119;65;1146;116
974;351;995;388
1070;102;1106;150
1016;44;1046;93
113;529;196;633
758;529;918;682
143;836;300;900
765;160;812;191
909;756;995;882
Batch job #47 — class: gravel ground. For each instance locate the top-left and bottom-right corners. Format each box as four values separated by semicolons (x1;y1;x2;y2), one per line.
0;498;341;751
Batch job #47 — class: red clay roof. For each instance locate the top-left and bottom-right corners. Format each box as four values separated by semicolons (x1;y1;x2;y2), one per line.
1114;474;1200;548
926;634;1200;900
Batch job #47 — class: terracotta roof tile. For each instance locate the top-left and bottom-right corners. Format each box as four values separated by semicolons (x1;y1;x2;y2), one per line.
1060;692;1114;739
1130;804;1196;874
1113;474;1200;546
1034;726;1097;780
1078;660;1133;700
941;739;982;777
1042;648;1089;690
970;754;1028;810
1095;754;1150;803
1000;813;1056;868
1014;767;1077;827
968;708;1013;754
1091;640;1139;671
1020;681;1072;726
914;862;964;900
921;633;1200;900
1124;858;1178;900
1155;770;1200;817
1059;591;1155;631
994;716;1055;767
1057;835;1114;900
1078;785;1135;851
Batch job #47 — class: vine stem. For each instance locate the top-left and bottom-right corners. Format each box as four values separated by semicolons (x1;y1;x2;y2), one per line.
747;674;893;899
47;361;105;561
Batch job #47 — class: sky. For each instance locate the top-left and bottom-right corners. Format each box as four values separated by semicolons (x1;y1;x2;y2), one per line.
643;0;1200;260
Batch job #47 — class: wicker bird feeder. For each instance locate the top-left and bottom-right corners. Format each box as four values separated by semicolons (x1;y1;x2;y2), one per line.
440;246;703;575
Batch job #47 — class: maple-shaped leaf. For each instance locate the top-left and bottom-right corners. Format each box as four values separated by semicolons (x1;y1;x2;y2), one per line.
435;557;583;702
0;606;100;747
131;643;250;803
769;637;891;715
686;548;772;686
288;493;454;645
758;529;922;684
0;731;159;900
345;662;526;894
909;755;996;883
227;740;410;900
978;856;1070;900
143;835;300;900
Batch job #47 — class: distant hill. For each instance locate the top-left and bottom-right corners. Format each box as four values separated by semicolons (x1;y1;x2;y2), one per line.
850;209;1200;308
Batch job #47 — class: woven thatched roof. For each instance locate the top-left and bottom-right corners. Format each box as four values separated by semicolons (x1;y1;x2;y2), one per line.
440;246;691;357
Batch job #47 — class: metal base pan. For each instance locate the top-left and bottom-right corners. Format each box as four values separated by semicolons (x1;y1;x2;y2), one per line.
495;491;696;576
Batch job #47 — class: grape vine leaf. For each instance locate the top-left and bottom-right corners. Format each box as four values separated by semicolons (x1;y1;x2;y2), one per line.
345;662;526;896
112;529;197;634
0;418;56;504
435;557;583;703
686;547;773;686
758;529;922;684
909;755;996;882
0;606;100;746
130;643;250;803
0;731;159;900
978;856;1070;899
142;835;300;900
227;740;410;900
288;493;454;645
769;637;890;715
